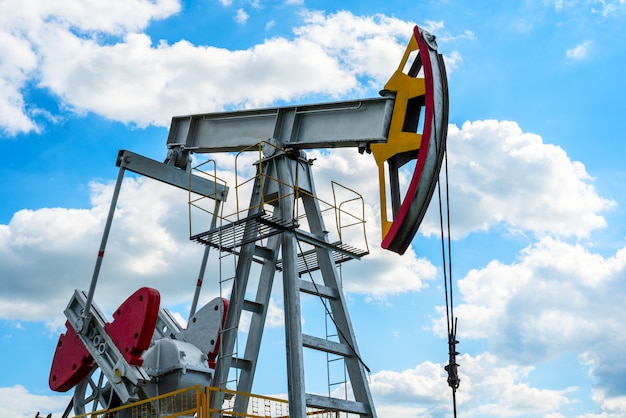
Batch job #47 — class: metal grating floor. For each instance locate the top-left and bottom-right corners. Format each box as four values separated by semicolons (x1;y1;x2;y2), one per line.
191;211;368;275
276;243;368;276
190;211;297;251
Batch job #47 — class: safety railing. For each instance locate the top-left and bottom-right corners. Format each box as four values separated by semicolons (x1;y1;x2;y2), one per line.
205;386;338;417
72;385;202;418
67;385;339;418
188;140;368;254
188;158;228;238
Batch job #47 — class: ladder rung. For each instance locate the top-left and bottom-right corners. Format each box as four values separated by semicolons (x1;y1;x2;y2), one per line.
231;356;252;371
299;279;338;299
306;393;371;415
253;245;274;260
243;299;263;314
302;334;352;357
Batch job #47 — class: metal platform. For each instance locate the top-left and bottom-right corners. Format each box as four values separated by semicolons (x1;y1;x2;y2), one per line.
191;211;369;276
190;211;297;250
276;243;369;276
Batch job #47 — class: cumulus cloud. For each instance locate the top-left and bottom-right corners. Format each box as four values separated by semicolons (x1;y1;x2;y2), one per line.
430;237;626;410
0;385;70;418
293;11;414;85
0;0;179;135
356;353;575;417
0;177;207;323
458;353;575;417
582;388;626;417
420;120;614;239
0;30;39;135
0;5;419;135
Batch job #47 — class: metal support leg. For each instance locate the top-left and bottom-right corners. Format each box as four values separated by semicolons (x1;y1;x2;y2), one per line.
234;226;282;412
282;231;307;417
210;174;264;414
276;156;308;418
82;166;126;333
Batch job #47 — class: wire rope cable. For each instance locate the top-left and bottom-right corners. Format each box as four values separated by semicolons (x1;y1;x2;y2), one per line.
437;145;460;417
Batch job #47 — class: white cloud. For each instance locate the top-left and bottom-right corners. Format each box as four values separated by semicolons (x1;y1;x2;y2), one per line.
420;120;614;239
0;30;39;135
361;353;575;417
0;8;417;134
0;385;70;418
293;11;414;85
0;0;180;135
0;0;180;36
0;177;208;322
38;32;359;127
431;237;626;407
580;388;626;417
458;353;575;417
235;8;249;24
370;360;449;404
566;40;592;60
451;236;626;351
512;20;533;33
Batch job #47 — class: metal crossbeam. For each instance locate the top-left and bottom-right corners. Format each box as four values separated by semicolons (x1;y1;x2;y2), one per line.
167;97;394;153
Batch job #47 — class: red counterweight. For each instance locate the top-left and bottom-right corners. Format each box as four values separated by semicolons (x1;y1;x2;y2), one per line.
49;287;160;392
104;287;160;366
49;322;93;392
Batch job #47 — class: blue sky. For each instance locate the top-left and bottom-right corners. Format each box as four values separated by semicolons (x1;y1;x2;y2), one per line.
1;0;626;417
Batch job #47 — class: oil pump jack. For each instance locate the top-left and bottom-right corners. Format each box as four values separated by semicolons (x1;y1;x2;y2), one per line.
48;25;449;417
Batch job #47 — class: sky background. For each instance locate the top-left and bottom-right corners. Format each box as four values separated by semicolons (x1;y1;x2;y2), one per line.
1;0;626;417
